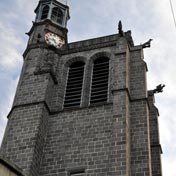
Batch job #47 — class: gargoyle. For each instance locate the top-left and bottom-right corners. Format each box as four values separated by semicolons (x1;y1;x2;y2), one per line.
142;39;153;48
153;84;165;94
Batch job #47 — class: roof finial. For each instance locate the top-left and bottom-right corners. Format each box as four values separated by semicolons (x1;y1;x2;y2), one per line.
118;20;124;37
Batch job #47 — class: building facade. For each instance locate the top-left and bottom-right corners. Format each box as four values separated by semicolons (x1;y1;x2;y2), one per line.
0;0;163;176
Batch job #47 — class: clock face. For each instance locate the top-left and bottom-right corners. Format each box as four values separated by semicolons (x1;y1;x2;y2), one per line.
45;32;65;48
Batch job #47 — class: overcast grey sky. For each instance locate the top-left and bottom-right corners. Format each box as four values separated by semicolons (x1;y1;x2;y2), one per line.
0;0;176;175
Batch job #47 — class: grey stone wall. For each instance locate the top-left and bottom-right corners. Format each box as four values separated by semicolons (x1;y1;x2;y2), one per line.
0;104;48;176
148;91;163;176
130;100;152;176
0;31;162;176
0;47;52;176
39;105;115;176
130;48;147;99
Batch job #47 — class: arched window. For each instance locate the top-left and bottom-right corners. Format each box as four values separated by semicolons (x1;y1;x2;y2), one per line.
64;62;85;108
41;5;49;20
51;7;63;24
90;57;109;104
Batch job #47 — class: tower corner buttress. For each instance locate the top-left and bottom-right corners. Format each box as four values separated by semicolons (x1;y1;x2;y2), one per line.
0;1;71;176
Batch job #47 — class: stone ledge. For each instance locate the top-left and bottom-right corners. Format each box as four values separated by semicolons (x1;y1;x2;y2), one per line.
151;144;163;154
7;101;51;119
24;31;134;57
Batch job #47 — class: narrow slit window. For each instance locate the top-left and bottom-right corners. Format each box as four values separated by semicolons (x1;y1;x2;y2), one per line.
51;7;63;24
64;62;85;108
90;57;109;104
41;5;49;20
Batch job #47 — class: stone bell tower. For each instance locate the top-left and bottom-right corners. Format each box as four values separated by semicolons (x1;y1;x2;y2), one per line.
0;0;70;175
30;0;70;45
0;1;163;176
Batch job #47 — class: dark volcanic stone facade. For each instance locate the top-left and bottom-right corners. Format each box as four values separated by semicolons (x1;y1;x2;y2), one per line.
0;1;162;176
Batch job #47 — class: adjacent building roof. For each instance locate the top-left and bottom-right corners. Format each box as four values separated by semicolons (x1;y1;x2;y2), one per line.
0;155;28;176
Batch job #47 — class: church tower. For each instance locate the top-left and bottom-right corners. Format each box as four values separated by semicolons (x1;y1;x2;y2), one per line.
0;1;163;176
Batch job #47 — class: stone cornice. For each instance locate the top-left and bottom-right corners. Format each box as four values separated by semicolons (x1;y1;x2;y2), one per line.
23;32;135;57
62;32;134;55
26;20;68;37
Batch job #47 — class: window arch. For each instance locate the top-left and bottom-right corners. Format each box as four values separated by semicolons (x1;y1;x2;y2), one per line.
51;7;64;24
90;57;109;104
64;61;85;108
41;5;49;20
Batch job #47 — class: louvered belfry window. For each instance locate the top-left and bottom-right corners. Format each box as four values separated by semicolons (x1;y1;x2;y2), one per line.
90;57;109;104
41;5;49;20
51;7;63;24
64;62;85;108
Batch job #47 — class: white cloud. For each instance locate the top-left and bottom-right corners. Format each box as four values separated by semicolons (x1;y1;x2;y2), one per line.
0;0;29;144
16;0;38;25
162;152;176;176
0;75;19;144
0;21;22;70
142;2;176;175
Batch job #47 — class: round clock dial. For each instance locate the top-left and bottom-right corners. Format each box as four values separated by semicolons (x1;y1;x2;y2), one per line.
45;32;65;48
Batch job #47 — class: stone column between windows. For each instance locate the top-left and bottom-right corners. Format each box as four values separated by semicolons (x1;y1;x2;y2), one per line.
110;37;130;176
